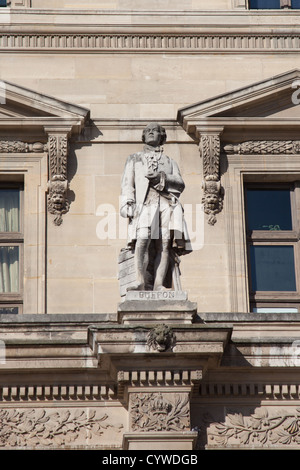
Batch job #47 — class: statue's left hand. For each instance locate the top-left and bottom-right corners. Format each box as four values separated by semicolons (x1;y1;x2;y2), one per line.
146;172;161;186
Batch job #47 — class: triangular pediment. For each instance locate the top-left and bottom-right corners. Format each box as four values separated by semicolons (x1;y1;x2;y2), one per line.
177;70;300;136
0;80;90;132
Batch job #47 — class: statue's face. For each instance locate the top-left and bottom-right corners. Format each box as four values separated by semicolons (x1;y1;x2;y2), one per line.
144;125;161;147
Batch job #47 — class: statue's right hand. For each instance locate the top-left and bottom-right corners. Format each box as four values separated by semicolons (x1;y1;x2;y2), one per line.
126;203;136;218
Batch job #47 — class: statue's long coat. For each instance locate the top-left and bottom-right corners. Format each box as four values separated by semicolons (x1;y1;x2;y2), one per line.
120;147;192;253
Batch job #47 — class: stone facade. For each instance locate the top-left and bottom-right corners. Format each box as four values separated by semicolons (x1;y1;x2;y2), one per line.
0;0;300;450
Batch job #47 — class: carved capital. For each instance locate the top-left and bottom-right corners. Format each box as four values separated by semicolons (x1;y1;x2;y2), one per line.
46;132;70;226
198;130;224;225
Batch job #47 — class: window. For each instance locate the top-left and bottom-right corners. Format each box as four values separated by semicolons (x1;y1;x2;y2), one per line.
245;183;300;313
249;0;300;7
0;1;7;7
0;184;23;314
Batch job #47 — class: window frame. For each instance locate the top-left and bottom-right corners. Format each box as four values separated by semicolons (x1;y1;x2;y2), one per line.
248;0;300;8
0;182;24;314
244;182;300;312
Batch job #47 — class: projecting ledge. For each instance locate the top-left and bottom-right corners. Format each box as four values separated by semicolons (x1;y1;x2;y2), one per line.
123;431;199;451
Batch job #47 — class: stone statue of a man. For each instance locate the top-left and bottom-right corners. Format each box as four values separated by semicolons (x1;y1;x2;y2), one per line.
120;123;191;292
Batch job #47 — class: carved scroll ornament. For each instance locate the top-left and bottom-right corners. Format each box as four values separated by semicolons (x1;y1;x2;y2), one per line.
199;132;223;225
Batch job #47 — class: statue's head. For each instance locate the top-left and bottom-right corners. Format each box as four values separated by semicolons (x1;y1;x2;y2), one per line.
142;123;167;147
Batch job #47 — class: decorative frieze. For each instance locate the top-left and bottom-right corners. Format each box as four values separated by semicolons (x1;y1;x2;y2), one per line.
1;32;300;53
199;131;224;225
203;407;300;448
130;392;190;432
0;140;45;153
224;140;300;155
0;408;123;448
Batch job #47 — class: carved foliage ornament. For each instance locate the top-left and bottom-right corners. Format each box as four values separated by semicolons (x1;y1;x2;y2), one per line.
0;408;123;448
0;140;46;153
224;140;300;155
199;133;223;225
47;134;70;226
130;392;190;432
204;407;300;448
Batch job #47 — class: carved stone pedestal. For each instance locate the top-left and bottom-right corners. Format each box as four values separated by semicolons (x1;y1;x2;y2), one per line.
118;291;197;325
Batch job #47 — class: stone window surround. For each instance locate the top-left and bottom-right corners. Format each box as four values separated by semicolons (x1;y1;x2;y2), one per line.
244;181;300;312
224;154;300;313
0;181;24;313
0;151;47;314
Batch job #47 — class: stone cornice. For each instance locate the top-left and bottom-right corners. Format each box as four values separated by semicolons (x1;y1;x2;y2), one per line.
0;29;300;53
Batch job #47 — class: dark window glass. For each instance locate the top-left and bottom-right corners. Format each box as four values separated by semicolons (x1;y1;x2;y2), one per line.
250;245;296;291
292;0;300;7
0;307;18;314
249;0;280;8
0;0;7;7
246;188;292;231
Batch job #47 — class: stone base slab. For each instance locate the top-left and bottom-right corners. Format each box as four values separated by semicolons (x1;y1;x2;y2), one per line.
123;431;198;450
118;291;197;324
118;310;196;325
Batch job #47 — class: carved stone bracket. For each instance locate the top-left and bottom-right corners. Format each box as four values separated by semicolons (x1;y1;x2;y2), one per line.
45;131;71;226
224;140;300;155
198;128;224;225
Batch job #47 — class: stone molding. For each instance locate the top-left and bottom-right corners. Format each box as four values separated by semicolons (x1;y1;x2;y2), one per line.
1;31;300;53
198;382;300;399
0;384;116;402
117;369;202;388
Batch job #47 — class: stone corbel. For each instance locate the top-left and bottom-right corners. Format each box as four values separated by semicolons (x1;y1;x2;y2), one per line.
197;127;224;225
45;128;71;226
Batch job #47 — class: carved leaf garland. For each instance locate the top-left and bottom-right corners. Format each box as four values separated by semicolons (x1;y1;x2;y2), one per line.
207;408;300;448
0;408;123;448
